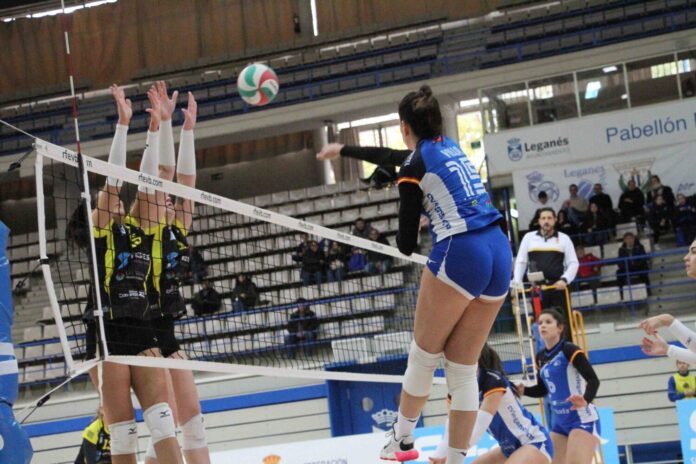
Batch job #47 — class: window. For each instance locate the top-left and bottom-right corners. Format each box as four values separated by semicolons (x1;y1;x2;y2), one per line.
481;83;531;133
677;49;696;98
456;112;487;181
576;64;627;115
626;55;680;107
528;74;578;124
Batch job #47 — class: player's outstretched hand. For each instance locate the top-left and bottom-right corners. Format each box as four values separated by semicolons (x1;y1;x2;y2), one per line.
110;84;132;125
641;334;669;357
566;394;587;411
146;85;161;130
156;80;178;121
639;314;674;335
182;91;197;131
317;143;344;161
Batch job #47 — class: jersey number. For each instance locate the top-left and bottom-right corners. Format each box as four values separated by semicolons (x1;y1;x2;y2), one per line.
445;161;486;197
130;234;142;248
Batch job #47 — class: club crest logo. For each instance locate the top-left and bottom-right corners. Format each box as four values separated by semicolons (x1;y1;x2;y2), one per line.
507;138;524;161
526;171;560;204
372;408;398;432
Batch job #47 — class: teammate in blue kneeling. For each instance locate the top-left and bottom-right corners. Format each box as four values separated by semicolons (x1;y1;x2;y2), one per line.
430;344;553;464
518;309;601;464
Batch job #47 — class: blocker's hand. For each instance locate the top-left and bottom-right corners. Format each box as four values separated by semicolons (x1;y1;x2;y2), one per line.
110;84;132;125
641;334;669;357
316;143;344;161
639;314;674;335
156;80;178;121
182;91;198;130
146;85;161;130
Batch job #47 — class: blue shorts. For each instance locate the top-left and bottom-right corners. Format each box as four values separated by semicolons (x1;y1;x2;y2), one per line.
426;225;512;300
500;439;553;462
552;411;601;437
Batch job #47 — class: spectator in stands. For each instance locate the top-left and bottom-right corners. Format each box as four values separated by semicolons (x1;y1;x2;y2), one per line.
647;194;672;244
575;245;602;304
365;228;392;275
347;247;368;273
674;193;696;247
325;241;347;283
74;406;110;464
352;217;371;239
559;200;583;229
192;280;222;316
618;179;646;223
589;183;613;217
616;232;651;298
513;208;579;311
528;191;549;231
668;360;696;402
647;175;676;212
556;208;578;239
292;233;311;263
230;274;258;312
285;298;319;359
566;183;588;220
300;240;324;286
582;202;611;246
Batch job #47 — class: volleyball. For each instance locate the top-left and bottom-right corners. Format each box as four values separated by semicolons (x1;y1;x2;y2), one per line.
237;63;279;106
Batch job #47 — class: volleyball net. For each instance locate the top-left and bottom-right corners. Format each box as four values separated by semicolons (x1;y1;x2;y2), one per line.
34;138;529;384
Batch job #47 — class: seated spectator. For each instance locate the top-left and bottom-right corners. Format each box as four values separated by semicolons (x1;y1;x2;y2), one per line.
300;240;324;286
566;183;588;221
326;241;347;283
647;175;676;212
365;228;392;275
648;194;672;244
230;274;259;312
184;247;208;284
192;280;222;316
618;179;645;223
589;183;613;217
348;247;368;273
351;217;371;239
674;193;696;247
574;245;602;303
582;202;611;246
616;232;651;297
559;200;583;230
291;233;311;264
668;360;696;402
528;191;549;231
556;209;578;239
285;298;319;359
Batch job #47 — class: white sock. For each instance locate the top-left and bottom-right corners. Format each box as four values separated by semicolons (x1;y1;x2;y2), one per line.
395;410;419;439
106;124;128;187
159;119;175;168
176;129;195;176
138;130;160;193
446;447;468;464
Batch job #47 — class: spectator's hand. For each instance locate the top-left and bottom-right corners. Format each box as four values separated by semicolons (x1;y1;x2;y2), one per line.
182;91;197;130
156;80;178;121
554;279;567;291
639;314;674;335
641;334;669;357
566;394;588;410
110;84;132;125
316;143;344;161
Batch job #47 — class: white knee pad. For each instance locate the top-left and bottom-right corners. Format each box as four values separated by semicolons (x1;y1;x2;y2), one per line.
402;341;442;397
445;359;478;411
143;402;177;445
110;419;138;455
180;413;208;450
145;439;157;460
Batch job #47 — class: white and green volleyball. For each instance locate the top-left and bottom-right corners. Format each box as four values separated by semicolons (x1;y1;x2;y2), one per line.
237;63;279;106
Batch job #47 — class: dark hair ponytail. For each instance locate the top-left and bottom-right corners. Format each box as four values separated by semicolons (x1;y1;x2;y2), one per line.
478;343;504;373
66;199;90;249
398;84;442;140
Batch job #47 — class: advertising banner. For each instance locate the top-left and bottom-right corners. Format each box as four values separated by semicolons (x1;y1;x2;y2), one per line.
677;399;696;463
511;142;696;229
484;99;696;176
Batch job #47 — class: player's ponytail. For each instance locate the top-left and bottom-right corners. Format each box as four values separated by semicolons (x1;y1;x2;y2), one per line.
478;343;504;374
398;84;442;140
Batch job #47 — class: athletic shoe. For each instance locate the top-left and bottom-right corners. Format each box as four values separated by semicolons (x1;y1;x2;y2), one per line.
380;425;419;461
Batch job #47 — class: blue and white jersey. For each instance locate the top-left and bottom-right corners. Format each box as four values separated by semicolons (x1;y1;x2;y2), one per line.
396;135;501;243
479;369;549;452
537;341;598;423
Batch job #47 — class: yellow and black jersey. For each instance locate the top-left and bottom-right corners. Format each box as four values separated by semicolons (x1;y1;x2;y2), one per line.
513;230;579;284
85;216;151;320
145;217;189;318
77;417;111;464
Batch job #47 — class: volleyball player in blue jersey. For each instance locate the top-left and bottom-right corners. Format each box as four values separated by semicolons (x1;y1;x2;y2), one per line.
318;85;512;463
518;309;600;464
430;344;552;464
